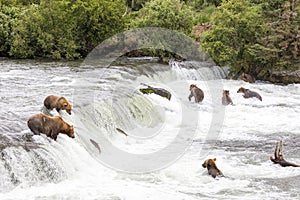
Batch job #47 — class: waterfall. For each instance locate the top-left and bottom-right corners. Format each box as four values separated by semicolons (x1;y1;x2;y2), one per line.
0;59;227;191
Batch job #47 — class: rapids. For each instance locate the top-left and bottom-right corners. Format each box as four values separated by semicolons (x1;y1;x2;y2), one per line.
0;58;299;199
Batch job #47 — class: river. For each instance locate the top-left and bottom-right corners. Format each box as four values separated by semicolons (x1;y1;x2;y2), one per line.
0;58;299;199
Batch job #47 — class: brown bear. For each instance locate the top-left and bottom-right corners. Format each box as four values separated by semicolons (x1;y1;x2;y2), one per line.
202;158;224;178
222;90;233;105
270;141;300;167
44;95;72;115
237;87;262;101
239;72;256;83
188;84;204;103
27;113;75;141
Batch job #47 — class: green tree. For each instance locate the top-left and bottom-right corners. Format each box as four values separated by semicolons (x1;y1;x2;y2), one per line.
201;0;266;77
9;0;127;59
10;0;79;59
258;0;300;72
0;0;40;6
72;0;127;56
126;0;149;11
131;0;194;35
0;5;20;56
126;0;196;59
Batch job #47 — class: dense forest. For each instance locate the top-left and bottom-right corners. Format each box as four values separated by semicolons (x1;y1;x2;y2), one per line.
0;0;299;81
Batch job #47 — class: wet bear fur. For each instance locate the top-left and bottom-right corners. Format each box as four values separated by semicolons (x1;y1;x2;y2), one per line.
188;84;204;103
237;87;262;101
222;90;233;105
239;72;256;83
27;113;74;141
44;95;72;115
202;158;224;178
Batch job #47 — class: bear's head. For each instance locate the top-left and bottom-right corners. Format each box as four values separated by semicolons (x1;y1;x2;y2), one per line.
223;90;230;96
58;97;72;114
63;103;72;115
237;87;247;93
190;84;197;91
65;125;75;138
240;72;255;83
240;72;247;79
202;158;217;169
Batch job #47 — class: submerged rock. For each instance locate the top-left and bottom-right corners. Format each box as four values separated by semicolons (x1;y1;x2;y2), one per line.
0;133;39;152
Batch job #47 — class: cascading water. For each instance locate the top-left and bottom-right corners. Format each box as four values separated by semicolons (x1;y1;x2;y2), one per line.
1;59;300;199
0;59;226;192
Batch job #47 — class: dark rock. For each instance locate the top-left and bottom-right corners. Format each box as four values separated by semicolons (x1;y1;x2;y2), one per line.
139;83;172;100
266;70;300;84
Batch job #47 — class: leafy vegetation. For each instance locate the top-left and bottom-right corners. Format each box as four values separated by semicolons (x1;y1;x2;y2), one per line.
130;0;194;35
0;0;299;82
201;0;300;79
201;0;265;76
1;0;127;59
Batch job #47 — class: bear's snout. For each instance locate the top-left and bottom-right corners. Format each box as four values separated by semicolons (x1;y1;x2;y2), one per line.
202;163;207;168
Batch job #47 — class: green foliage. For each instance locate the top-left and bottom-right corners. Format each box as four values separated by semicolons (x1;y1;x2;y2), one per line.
194;5;216;24
9;1;78;59
71;0;127;56
0;0;40;6
202;0;300;79
206;0;222;7
131;0;194;35
201;0;265;75
0;5;20;56
8;0;127;59
126;0;196;59
183;0;221;9
261;1;300;68
126;0;149;11
251;0;300;77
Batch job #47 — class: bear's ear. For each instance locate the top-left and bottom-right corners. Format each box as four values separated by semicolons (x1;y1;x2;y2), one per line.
213;158;216;161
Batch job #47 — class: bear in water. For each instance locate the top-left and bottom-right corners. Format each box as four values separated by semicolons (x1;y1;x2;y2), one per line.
27;113;74;141
188;84;204;103
44;95;72;115
270;141;300;167
202;158;224;178
222;90;233;105
237;87;262;101
239;72;256;83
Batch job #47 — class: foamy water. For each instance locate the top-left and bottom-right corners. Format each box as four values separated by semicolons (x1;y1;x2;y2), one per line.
0;59;299;199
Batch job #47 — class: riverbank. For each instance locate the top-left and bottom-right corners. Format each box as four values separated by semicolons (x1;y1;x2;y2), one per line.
266;70;300;85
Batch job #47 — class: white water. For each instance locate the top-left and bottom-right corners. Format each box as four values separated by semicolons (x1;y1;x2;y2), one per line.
0;59;300;199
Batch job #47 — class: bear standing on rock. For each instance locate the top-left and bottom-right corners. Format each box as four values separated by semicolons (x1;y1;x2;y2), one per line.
202;158;224;178
27;113;74;141
188;84;204;103
44;95;72;115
